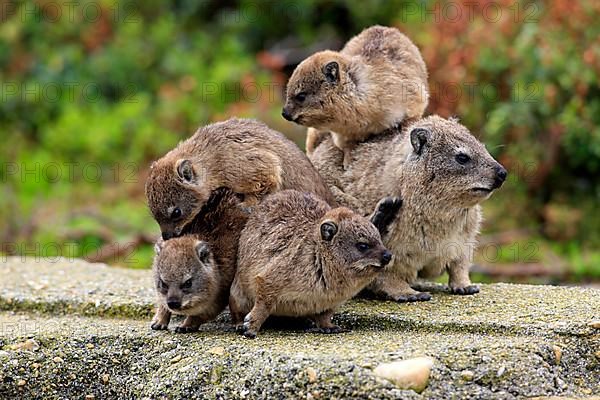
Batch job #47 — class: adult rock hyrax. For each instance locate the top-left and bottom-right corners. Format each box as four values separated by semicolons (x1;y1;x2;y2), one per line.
309;115;508;301
151;189;249;333
229;189;399;338
282;25;428;167
145;118;335;240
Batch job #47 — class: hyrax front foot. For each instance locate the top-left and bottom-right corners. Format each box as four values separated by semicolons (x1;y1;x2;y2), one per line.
450;285;480;295
150;304;171;330
395;291;432;302
150;321;169;330
241;319;258;339
174;325;199;334
370;196;403;236
308;309;349;334
240;303;270;339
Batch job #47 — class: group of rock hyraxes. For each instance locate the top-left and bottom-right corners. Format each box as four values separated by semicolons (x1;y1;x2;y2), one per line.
145;25;507;338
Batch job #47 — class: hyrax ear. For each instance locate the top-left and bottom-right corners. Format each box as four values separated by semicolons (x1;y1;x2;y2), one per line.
320;220;338;241
176;159;195;183
194;240;211;264
322;61;339;84
410;127;432;156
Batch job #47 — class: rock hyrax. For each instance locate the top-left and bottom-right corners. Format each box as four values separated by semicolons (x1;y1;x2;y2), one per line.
151;189;249;333
145;118;335;240
310;116;507;301
282;25;428;166
229;189;397;338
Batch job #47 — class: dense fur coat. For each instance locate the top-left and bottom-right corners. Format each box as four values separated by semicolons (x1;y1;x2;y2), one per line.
309;116;507;301
229;190;393;338
150;189;249;333
282;25;428;165
145;118;335;240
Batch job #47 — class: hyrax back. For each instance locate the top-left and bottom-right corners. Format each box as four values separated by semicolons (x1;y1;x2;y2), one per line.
145;118;335;240
151;189;249;333
309;116;507;302
230;189;394;338
283;25;429;164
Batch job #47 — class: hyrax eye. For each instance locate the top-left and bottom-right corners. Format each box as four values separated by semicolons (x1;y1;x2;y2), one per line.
356;243;370;252
170;207;182;220
180;278;193;289
294;92;307;102
158;279;168;290
455;153;471;165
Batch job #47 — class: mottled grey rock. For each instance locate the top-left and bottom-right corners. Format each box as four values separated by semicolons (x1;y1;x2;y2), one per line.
0;257;598;399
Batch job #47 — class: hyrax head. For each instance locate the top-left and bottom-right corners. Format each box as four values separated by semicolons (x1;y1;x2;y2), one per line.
153;236;217;313
282;51;350;131
406;116;508;207
317;207;392;276
145;158;210;240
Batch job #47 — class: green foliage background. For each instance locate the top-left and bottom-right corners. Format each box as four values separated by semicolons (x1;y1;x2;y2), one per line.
1;0;599;282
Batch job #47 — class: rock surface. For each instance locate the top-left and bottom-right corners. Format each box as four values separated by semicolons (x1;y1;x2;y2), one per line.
0;257;599;399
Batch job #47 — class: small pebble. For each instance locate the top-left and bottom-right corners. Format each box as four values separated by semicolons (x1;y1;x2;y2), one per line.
552;345;562;364
86;344;95;349
208;346;225;356
53;356;64;363
85;395;95;400
374;357;433;393
497;366;506;377
588;321;600;329
11;339;39;352
102;374;109;384
124;349;130;355
17;379;26;386
171;355;182;364
460;370;474;381
306;367;317;383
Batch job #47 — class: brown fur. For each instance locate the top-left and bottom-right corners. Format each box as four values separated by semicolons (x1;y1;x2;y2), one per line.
229;190;392;338
150;189;249;333
145;118;336;239
309;116;507;301
283;25;428;165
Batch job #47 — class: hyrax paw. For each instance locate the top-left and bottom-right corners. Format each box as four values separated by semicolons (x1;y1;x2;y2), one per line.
396;292;432;303
241;328;257;339
174;325;199;334
377;197;403;215
307;325;349;334
371;197;403;235
450;285;480;295
150;322;169;331
241;320;257;339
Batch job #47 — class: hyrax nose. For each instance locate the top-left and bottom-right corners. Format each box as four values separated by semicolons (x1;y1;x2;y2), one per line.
381;250;393;266
493;164;508;189
167;299;181;310
162;231;174;241
281;108;293;121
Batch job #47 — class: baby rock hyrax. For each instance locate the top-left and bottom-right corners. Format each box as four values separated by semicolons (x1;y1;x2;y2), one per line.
229;189;399;338
282;25;428;166
151;189;248;333
309;116;507;301
145;118;335;240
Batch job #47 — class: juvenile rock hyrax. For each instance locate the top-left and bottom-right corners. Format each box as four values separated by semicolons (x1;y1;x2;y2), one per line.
151;189;249;333
145;118;335;240
310;116;507;301
229;189;399;338
282;25;428;166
